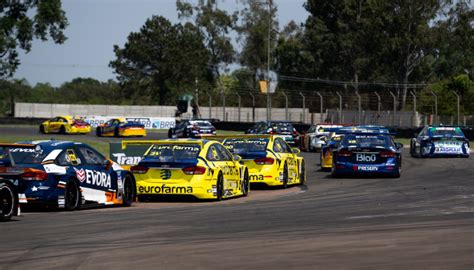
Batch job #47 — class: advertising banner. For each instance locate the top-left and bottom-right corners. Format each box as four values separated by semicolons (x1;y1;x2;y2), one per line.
82;116;175;130
109;143;150;166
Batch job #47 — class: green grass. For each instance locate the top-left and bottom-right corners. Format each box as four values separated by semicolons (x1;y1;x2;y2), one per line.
0;136;110;157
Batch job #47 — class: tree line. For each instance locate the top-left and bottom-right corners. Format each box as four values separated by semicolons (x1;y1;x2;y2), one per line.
0;0;473;117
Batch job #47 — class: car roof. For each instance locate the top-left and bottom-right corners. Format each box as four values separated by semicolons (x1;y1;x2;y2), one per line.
15;140;84;150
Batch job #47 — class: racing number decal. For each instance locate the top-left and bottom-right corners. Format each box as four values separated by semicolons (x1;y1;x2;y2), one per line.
66;149;80;165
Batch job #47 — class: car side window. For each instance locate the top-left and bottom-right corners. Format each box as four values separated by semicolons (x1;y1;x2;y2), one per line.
77;146;106;165
273;139;283;153
214;144;233;161
307;126;315;133
279;140;292;153
206;145;221;161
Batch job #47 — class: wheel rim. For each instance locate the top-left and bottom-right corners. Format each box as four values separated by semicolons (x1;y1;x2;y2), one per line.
66;181;79;209
242;172;249;195
0;185;14;217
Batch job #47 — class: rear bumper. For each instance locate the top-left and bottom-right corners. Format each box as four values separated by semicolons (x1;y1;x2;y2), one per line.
67;126;91;134
136;180;215;199
120;128;147;137
247;164;283;186
333;162;400;175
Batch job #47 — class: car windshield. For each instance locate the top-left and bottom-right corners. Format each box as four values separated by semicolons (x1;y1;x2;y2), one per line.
0;146;49;165
191;121;213;127
223;138;269;154
145;144;201;163
343;135;389;147
430;128;464;137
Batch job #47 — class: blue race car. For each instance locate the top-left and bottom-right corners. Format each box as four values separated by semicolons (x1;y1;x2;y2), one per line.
410;126;470;158
0;141;136;210
331;132;403;178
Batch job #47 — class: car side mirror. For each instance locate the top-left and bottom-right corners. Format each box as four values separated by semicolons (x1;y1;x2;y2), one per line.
104;159;112;168
233;155;242;162
395;142;403;149
292;148;300;154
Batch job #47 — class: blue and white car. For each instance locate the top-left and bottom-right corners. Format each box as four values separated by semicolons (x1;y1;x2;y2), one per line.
410;126;470;158
331;133;403;178
0;141;136;210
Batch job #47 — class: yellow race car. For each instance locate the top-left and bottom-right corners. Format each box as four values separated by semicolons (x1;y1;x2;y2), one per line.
124;139;249;201
207;135;306;188
320;134;344;170
96;118;147;137
39;115;91;134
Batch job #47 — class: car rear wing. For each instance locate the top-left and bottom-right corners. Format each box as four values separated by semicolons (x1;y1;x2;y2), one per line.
121;140;204;150
0;143;36;148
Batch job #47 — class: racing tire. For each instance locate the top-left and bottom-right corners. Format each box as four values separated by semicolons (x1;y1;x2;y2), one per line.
96;127;102;137
65;179;81;211
299;161;306;185
0;182;16;222
168;128;173;138
122;174;135;207
114;127;120;137
282;164;289;188
241;170;250;196
39;125;46;134
59;126;66;134
216;174;224;201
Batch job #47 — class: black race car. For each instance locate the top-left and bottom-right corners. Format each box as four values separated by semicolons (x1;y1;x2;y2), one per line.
246;121;300;146
168;120;216;138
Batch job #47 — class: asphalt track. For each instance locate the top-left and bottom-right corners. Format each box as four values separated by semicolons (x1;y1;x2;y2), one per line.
1;126;474;269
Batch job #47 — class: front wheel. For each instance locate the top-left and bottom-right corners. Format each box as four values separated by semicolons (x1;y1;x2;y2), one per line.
96;127;102;137
0;182;16;222
65;180;80;211
282;164;289;188
122;174;135;206
59;126;66;134
39;125;46;134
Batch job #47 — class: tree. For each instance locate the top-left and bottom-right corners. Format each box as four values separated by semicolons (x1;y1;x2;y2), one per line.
110;16;211;105
0;0;68;78
237;0;279;73
177;0;237;80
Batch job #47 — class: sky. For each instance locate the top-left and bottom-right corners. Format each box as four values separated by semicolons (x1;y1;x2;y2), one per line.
14;0;308;87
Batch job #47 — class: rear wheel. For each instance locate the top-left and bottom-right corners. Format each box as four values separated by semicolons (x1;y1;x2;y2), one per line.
59;126;66;134
282;164;289;188
0;182;16;222
96;127;102;137
65;180;80;211
216;174;224;201
122;174;135;206
241;170;250;196
299;161;306;185
114;127;120;137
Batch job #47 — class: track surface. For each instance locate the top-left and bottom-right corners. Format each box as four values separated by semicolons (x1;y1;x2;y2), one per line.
1;127;474;269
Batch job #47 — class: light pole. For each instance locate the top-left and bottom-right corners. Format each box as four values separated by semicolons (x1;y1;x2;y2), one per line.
266;0;272;121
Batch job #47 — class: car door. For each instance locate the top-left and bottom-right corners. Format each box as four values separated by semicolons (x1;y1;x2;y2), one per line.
215;143;240;192
206;144;235;196
176;121;187;138
274;138;297;182
75;145;117;203
102;119;114;134
48;117;61;132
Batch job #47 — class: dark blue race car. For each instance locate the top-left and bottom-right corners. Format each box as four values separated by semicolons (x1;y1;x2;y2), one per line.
0;141;136;210
410;126;470;158
331;133;403;178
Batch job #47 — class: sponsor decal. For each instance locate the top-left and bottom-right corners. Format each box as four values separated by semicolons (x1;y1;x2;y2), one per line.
138;185;193;194
73;168;111;188
160;169;171;180
249;174;264;181
83;116;175;129
357;166;378;171
74;168;86;182
356;153;376;162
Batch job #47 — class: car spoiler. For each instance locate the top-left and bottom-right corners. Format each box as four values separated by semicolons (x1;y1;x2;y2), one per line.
336;131;397;136
121;140;204;150
200;134;272;140
0;143;36;148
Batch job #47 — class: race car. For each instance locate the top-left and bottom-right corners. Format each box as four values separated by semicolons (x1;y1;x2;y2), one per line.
410;126;470;158
331;132;403;178
320;133;345;170
39;116;91;134
214;135;305;188
0;177;19;221
96;118;146;137
246;121;300;146
168;120;216;138
0;141;136;210
125;139;249;201
300;124;343;152
320;126;391;170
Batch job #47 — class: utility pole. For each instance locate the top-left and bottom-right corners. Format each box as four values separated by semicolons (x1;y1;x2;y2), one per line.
316;91;323;123
429;89;437;125
266;0;272;122
282;91;288;121
299;92;305;123
453;91;460;125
